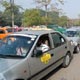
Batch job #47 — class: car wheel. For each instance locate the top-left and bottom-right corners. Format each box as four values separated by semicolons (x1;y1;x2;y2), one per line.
76;46;80;53
62;53;71;68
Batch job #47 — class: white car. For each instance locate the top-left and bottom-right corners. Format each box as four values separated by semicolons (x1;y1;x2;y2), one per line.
64;27;80;53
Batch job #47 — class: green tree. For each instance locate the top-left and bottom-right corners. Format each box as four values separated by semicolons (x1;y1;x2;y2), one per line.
0;1;23;26
22;9;42;27
0;11;5;26
48;11;59;24
58;16;68;27
41;16;52;25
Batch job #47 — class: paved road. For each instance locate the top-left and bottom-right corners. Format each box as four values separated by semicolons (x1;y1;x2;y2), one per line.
42;53;80;80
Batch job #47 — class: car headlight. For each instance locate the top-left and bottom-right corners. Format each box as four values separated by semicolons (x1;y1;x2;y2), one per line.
70;40;73;45
0;73;6;80
70;40;77;46
73;41;78;46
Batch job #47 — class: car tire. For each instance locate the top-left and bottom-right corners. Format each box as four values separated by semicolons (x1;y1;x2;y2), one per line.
76;46;80;53
62;53;71;68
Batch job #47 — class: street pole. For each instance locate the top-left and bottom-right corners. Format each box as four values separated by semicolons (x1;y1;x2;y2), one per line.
45;4;48;18
10;0;14;27
42;0;51;25
42;0;49;18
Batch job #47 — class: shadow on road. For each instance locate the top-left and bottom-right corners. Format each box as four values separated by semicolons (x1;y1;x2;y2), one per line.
41;65;62;80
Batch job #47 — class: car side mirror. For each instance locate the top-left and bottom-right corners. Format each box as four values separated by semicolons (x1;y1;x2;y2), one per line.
32;49;43;57
36;50;43;57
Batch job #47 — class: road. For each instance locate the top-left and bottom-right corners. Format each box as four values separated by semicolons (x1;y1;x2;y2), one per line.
42;53;80;80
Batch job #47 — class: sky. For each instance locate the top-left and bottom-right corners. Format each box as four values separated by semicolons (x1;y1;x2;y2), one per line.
14;0;80;19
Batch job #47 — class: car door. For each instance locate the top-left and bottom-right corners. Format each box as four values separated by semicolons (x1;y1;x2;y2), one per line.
28;34;56;78
50;32;68;61
77;31;80;45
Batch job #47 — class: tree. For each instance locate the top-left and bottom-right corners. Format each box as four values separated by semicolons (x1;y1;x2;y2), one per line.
48;11;59;24
58;16;68;27
0;0;23;26
34;0;51;25
0;11;5;26
22;8;54;26
34;0;64;25
22;9;42;27
37;0;51;17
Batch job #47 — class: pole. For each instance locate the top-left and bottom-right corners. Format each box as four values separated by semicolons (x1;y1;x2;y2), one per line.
45;4;48;18
10;0;14;27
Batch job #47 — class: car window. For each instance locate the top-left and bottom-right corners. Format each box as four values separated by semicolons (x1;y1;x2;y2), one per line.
36;34;51;52
0;30;5;34
77;31;80;37
64;31;80;37
0;35;37;58
51;33;66;48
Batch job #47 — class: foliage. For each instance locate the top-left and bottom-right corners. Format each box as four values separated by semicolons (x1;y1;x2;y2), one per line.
0;0;69;27
58;16;68;27
22;9;42;26
22;9;59;26
48;11;59;24
1;1;10;9
0;1;23;26
0;11;6;26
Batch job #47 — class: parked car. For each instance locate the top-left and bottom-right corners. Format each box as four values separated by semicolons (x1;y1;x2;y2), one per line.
0;27;12;39
0;30;73;80
22;26;52;31
47;25;66;33
64;27;80;53
12;27;23;32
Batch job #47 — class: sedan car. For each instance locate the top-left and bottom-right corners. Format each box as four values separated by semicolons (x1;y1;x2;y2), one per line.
0;30;73;80
64;27;80;53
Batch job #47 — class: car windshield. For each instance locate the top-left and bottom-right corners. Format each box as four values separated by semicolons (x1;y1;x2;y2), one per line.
64;31;79;37
0;35;37;58
6;28;13;32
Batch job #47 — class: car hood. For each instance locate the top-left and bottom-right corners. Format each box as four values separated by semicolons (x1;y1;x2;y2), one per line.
66;37;79;42
0;58;21;73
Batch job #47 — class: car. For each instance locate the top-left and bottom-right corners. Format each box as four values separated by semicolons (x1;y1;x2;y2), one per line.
63;27;80;53
47;25;66;33
0;27;12;39
22;26;52;31
0;30;73;80
12;27;23;32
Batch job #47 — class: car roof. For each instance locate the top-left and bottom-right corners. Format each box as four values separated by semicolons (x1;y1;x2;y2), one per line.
10;30;55;36
66;27;80;31
0;27;7;30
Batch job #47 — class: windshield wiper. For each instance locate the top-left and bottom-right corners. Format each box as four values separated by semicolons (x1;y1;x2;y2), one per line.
0;54;8;58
